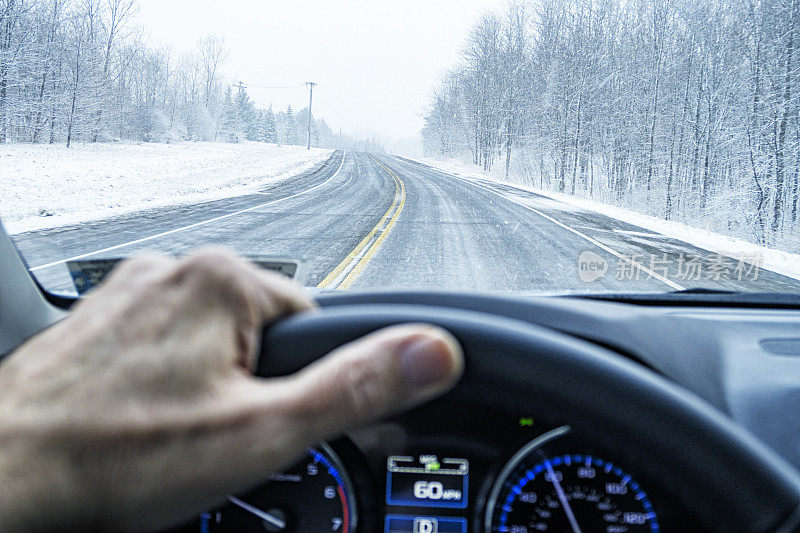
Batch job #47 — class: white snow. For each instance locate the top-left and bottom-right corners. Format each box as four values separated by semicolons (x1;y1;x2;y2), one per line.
1;142;333;234
418;157;800;282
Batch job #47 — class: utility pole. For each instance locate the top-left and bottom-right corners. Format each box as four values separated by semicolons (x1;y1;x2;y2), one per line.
306;82;317;150
234;80;247;96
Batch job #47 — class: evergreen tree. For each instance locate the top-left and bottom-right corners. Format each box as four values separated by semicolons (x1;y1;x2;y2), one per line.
296;107;320;147
235;87;258;140
218;86;240;142
262;106;278;144
284;105;299;145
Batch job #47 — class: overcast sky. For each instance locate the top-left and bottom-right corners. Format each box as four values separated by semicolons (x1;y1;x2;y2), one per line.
137;0;505;148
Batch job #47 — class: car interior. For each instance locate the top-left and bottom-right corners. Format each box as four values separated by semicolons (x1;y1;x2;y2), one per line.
2;218;800;533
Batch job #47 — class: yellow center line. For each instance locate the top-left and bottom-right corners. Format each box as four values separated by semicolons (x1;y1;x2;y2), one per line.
317;157;406;290
316;174;399;288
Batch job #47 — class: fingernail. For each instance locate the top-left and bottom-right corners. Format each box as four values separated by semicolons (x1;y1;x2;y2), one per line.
400;336;457;387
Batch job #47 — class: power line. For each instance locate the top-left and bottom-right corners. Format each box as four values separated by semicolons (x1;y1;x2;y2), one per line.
220;76;305;90
247;83;306;89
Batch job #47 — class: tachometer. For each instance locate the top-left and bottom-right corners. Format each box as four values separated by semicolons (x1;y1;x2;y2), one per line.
485;427;659;532
201;444;356;532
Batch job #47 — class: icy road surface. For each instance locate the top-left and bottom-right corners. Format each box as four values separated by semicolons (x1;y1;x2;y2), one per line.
12;151;800;295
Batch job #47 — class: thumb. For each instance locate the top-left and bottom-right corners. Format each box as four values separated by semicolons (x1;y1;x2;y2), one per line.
281;324;464;443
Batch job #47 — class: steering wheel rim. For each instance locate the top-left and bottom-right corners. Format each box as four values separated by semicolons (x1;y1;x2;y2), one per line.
259;302;800;532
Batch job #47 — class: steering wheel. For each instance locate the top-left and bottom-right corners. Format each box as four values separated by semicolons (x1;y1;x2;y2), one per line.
259;302;800;532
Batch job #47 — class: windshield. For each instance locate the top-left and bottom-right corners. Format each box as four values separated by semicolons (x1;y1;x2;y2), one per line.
1;0;799;296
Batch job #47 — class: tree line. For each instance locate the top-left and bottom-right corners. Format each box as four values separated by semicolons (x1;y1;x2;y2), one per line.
218;86;384;152
0;0;382;151
422;0;799;249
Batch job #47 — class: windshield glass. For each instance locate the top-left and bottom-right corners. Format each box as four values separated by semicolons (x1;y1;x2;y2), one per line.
2;0;799;296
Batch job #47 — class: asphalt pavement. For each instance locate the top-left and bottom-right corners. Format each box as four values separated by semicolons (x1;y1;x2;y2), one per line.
11;150;800;295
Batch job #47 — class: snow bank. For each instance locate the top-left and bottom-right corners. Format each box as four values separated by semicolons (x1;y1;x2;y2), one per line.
1;142;333;234
418;157;800;282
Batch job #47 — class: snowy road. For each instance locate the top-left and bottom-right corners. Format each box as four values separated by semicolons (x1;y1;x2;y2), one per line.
11;151;800;295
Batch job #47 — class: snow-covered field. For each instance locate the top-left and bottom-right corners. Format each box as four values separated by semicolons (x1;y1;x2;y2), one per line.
1;142;333;234
420;157;800;282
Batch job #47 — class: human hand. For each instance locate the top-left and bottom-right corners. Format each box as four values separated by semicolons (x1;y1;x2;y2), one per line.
0;249;463;531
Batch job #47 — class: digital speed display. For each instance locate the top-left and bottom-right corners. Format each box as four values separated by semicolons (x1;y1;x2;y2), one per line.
386;455;469;509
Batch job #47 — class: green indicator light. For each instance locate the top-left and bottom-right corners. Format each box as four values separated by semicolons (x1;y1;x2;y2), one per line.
425;461;440;471
519;417;533;427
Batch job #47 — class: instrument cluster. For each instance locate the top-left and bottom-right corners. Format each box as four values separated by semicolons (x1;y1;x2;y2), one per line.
194;403;696;532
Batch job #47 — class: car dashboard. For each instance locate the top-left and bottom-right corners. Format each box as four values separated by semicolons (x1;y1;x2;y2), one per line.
194;403;686;532
169;290;800;532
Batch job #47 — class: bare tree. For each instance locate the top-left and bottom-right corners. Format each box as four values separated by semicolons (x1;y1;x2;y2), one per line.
89;0;135;141
422;0;800;250
199;33;226;108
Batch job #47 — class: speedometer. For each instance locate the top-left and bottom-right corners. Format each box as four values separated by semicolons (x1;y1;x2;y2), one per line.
485;427;659;532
